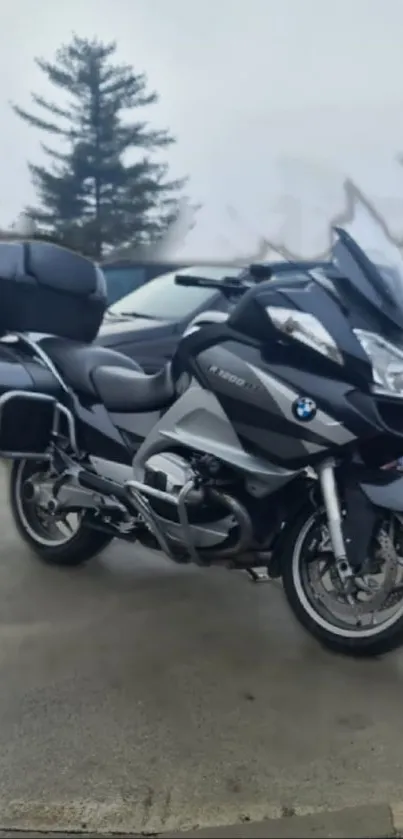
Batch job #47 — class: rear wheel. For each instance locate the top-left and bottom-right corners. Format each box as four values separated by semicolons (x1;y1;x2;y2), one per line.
9;459;113;566
281;505;403;656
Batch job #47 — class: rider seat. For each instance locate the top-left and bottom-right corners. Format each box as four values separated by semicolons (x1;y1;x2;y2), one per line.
92;364;175;412
41;337;175;412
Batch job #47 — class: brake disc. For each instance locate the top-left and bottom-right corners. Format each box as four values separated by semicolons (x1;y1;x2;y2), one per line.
309;527;400;617
365;527;400;612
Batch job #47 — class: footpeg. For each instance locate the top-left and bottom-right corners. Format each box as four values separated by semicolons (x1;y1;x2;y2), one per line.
247;567;271;583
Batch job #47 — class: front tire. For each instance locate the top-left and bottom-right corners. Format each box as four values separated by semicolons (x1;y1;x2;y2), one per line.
9;459;113;566
281;505;403;656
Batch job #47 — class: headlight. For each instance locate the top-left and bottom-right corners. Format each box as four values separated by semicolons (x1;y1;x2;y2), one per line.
354;329;403;393
266;307;343;365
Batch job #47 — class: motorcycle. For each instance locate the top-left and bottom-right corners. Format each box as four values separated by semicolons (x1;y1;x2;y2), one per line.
3;214;403;656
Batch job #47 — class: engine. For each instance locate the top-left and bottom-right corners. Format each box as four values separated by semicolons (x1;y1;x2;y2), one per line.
143;451;253;558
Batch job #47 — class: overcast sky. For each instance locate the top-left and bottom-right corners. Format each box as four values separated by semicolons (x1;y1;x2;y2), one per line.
2;0;403;257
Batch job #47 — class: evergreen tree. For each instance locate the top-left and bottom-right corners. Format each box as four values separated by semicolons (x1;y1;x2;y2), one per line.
12;35;188;259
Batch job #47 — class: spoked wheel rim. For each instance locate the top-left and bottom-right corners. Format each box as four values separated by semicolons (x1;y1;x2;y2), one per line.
14;460;82;548
292;511;403;639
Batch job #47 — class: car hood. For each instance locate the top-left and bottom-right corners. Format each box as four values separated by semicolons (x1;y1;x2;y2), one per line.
96;315;172;347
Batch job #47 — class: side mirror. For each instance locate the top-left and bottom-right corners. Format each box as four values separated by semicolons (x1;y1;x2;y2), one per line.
249;264;273;280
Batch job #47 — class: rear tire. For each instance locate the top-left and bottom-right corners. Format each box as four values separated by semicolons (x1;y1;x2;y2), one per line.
281;505;403;657
9;459;113;566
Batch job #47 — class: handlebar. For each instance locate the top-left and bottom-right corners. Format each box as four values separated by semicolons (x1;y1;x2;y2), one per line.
174;264;273;297
174;274;248;296
174;275;222;287
175;261;341;302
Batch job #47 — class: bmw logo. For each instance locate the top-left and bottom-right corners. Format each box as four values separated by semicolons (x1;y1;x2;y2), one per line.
292;396;317;422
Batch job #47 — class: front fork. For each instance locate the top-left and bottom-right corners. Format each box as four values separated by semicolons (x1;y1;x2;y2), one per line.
316;459;354;586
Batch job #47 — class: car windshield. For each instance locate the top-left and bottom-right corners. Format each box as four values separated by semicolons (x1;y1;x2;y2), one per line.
102;266;146;305
108;265;242;321
337;200;403;312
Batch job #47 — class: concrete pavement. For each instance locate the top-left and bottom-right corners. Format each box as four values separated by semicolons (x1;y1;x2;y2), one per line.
0;462;403;836
0;804;398;838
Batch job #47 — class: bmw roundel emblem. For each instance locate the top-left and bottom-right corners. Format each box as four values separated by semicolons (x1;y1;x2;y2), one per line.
292;396;317;422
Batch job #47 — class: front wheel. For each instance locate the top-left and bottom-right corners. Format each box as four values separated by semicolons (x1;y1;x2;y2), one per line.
281;505;403;656
9;459;113;566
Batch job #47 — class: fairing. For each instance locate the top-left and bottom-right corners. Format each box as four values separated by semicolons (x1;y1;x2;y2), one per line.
166;210;403;472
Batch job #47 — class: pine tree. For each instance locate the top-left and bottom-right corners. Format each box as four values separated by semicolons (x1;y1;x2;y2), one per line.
12;35;188;259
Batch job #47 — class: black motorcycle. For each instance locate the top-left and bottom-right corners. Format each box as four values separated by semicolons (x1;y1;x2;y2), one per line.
3;214;403;656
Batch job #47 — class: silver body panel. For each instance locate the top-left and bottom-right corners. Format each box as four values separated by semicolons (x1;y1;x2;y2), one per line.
132;381;300;491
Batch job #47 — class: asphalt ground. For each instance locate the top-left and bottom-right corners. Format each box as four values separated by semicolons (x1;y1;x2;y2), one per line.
0;461;402;837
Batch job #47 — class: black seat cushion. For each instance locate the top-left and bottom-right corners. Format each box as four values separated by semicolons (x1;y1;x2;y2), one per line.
92;363;175;412
42;337;142;399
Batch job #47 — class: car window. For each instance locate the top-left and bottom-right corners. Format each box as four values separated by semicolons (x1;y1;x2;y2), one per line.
108;265;242;320
103;266;146;305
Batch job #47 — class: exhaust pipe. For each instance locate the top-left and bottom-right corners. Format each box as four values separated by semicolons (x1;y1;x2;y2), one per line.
76;468;128;501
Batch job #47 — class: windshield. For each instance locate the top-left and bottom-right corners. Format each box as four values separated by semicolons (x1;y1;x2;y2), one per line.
108;265;242;320
334;197;403;313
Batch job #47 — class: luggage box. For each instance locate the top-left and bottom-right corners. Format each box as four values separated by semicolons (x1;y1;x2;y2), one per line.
0;240;107;342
